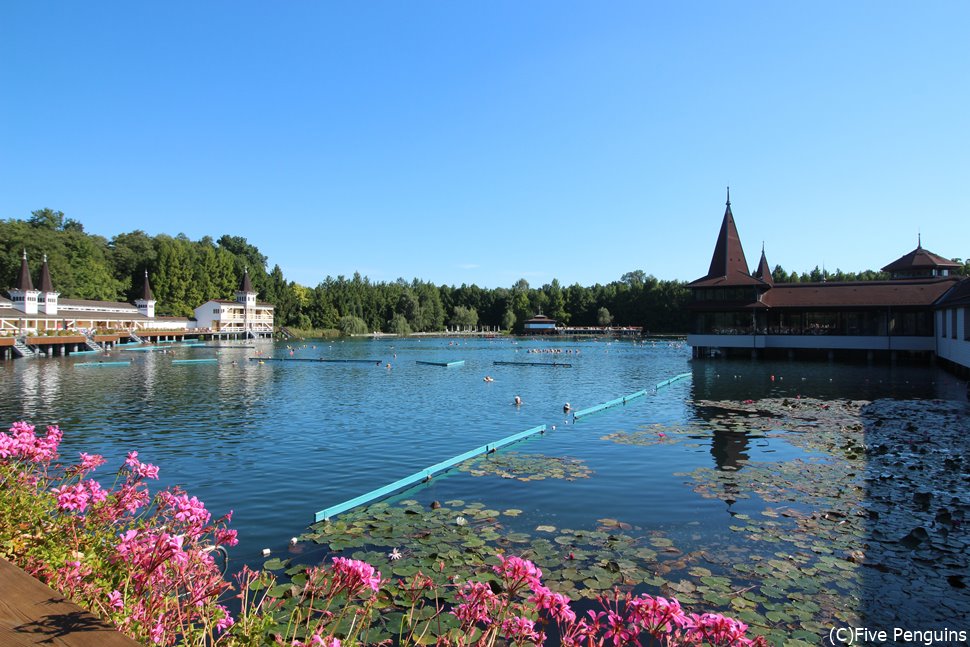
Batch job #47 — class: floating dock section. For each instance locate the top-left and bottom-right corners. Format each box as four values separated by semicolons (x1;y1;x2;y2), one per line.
493;361;572;367
315;424;546;522
172;358;218;364
572;389;648;420
416;360;465;367
75;361;131;368
248;357;383;364
572;372;693;421
655;372;691;389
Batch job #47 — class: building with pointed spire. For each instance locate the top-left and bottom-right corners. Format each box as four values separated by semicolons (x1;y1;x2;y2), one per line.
2;253;190;337
192;267;274;336
38;255;59;315
8;250;41;315
688;191;966;363
135;270;156;319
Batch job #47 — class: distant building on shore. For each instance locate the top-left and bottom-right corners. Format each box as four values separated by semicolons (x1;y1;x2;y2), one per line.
687;190;970;373
523;313;558;334
193;268;274;336
2;252;274;350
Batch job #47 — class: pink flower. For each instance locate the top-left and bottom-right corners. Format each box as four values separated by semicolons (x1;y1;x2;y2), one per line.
214;605;235;633
78;452;106;471
52;483;91;513
685;612;752;646
531;586;576;624
494;554;543;593
626;593;687;634
215;527;239;547
125;451;160;479
331;557;381;594
452;581;500;625
108;590;124;610
500;616;545;645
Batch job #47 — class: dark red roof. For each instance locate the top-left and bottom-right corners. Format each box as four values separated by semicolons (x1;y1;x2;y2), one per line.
689;194;764;288
752;249;773;286
762;278;958;308
239;268;254;293
15;250;34;292
39;255;55;293
938;277;970;307
525;314;557;324
141;270;154;301
881;244;960;273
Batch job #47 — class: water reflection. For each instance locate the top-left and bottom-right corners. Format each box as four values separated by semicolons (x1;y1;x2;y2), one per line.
710;428;749;471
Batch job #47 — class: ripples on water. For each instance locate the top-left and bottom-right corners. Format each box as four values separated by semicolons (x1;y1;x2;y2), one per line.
0;337;963;565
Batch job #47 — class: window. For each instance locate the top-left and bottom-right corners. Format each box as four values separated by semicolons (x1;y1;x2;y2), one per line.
941;311;947;338
965;307;970;342
213;308;220;314
952;309;958;339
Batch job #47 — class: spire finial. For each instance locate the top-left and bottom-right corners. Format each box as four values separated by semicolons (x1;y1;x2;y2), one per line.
43;254;48;263
22;249;27;260
145;268;149;277
918;231;922;248
762;241;765;253
726;186;731;206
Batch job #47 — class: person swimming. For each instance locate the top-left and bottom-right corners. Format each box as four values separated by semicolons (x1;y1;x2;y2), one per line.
563;402;572;413
514;395;522;406
484;375;494;382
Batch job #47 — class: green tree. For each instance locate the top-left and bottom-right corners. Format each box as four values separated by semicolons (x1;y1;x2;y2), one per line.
450;305;479;330
28;208;65;230
338;315;369;336
388;314;412;336
597;307;613;326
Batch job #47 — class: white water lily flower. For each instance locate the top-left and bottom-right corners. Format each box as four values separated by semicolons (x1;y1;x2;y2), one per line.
389;548;402;560
455;516;467;526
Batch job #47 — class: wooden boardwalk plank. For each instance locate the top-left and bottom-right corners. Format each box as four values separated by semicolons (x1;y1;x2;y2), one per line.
0;558;140;647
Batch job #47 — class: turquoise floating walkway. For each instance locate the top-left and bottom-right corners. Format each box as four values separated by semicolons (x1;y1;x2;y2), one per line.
172;358;218;364
416;360;465;367
248;357;383;364
655;372;692;389
315;424;546;522
75;361;131;367
572;372;692;421
573;389;648;420
494;361;572;367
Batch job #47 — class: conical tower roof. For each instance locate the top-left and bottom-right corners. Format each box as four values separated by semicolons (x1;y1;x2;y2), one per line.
15;249;35;291
142;269;154;301
239;267;254;293
689;189;763;287
752;245;773;286
39;254;55;293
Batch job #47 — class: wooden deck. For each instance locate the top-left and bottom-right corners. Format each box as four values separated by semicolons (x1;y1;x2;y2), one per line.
0;558;139;647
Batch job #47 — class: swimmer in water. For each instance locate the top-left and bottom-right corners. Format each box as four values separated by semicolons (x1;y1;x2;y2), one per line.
563;402;571;413
514;395;522;406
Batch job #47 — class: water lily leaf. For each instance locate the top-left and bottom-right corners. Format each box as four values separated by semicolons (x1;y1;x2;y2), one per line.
263;557;289;571
536;525;557;533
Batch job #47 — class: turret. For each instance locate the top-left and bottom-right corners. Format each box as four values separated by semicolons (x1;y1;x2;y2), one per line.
135;269;156;318
8;250;40;315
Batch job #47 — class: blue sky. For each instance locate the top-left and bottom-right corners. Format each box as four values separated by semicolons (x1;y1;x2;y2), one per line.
2;2;968;288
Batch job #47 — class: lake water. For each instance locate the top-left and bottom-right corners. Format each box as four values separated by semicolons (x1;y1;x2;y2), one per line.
2;337;967;641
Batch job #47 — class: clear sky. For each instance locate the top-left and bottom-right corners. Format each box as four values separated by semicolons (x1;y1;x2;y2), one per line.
2;2;968;289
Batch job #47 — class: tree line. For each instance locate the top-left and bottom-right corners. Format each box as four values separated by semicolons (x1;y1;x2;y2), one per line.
7;209;965;335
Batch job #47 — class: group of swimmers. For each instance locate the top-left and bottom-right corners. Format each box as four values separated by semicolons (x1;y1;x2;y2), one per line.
527;348;579;354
